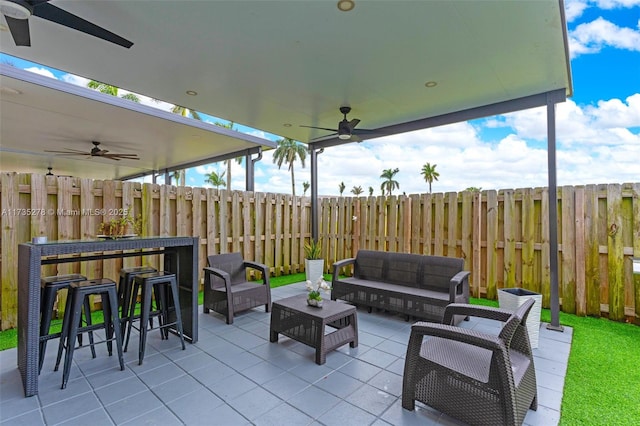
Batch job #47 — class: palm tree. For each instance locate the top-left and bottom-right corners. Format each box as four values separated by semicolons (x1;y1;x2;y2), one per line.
338;182;346;195
215;121;243;191
272;138;307;196
368;186;374;196
303;181;310;196
380;168;400;196
466;186;482;192
87;80;140;102
205;170;226;188
351;186;364;195
421;162;440;194
171;105;201;120
172;170;186;186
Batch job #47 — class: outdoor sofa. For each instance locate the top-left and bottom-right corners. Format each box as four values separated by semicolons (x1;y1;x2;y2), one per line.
331;250;470;324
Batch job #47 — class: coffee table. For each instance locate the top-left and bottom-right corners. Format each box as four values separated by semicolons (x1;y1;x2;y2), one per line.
270;295;358;365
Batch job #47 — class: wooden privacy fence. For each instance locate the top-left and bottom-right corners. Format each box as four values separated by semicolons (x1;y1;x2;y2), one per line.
1;172;639;329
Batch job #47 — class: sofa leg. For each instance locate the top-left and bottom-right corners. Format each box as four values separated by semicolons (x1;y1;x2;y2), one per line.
368;306;373;313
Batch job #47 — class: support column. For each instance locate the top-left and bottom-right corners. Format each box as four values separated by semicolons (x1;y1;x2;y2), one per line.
310;147;323;241
245;148;262;192
547;95;564;332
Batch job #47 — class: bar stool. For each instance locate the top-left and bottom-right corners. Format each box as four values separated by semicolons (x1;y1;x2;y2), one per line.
39;274;95;373
55;278;125;389
124;272;185;365
118;266;157;335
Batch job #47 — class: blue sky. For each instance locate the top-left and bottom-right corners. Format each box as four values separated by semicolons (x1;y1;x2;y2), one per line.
2;0;639;196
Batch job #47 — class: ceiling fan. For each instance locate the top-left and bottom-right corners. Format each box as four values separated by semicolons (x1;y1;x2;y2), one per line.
0;0;133;48
301;106;380;142
45;141;139;161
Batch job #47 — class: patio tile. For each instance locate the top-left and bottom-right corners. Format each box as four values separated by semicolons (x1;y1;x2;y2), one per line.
189;360;236;387
54;408;113;426
172;350;217;373
523;404;561;426
41;391;102;425
94;376;148;406
150;374;201;404
262;372;310;400
0;391;40;422
120;405;182;425
288;362;333;384
537;387;563;411
227;386;283;421
165;388;225;423
314;371;364;398
286;385;341;418
216;349;264;371
368;370;403;397
253;402;313;426
206;372;257;402
0;409;46;425
535;370;566;393
356;347;398;369
219;327;269;350
345;383;397;416
338;359;383;382
136;362;185;388
375;338;408;358
0;283;571;426
386;357;406;376
104;389;164;424
316;400;377;425
239;360;286;385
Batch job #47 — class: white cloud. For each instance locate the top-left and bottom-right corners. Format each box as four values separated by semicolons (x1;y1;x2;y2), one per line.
565;0;590;22
565;0;640;22
569;17;640;57
24;67;55;78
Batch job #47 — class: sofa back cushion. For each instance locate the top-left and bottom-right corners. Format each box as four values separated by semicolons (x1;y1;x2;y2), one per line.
384;252;422;287
354;250;386;281
420;255;464;292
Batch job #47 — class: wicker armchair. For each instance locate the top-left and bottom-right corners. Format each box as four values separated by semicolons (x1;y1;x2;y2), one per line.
203;253;271;324
402;299;537;426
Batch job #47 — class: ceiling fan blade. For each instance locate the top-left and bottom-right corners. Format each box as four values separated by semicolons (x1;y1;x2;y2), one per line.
32;2;133;48
102;153;139;160
44;149;89;154
4;15;31;46
348;118;361;129
300;125;338;132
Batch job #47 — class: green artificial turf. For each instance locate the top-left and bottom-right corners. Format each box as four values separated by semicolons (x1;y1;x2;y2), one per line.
2;276;638;425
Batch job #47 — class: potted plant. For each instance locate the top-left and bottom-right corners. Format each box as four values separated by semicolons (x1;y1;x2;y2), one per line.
304;238;324;283
98;213;142;239
305;277;330;307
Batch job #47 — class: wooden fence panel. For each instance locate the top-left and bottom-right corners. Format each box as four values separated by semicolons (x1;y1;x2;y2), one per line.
1;173;639;329
607;184;625;320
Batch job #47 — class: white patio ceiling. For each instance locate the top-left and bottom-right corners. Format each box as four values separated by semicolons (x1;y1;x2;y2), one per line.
0;0;571;167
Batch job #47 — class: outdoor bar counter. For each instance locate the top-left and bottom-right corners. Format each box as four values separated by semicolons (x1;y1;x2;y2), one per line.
17;236;199;397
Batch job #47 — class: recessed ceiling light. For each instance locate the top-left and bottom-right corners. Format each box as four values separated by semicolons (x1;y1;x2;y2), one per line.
186;90;197;96
337;0;355;12
425;81;438;88
283;123;292;127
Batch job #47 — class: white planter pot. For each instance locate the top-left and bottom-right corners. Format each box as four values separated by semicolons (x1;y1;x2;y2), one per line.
305;258;325;284
498;288;542;349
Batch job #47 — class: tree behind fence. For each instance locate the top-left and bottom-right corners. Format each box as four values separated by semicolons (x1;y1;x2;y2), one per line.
1;173;638;330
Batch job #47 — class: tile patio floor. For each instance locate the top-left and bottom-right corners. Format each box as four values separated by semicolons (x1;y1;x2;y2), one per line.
0;282;572;425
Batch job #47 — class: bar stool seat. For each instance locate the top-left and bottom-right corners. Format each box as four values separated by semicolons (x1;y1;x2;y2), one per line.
125;272;185;365
118;266;157;335
39;274;94;373
56;278;125;389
